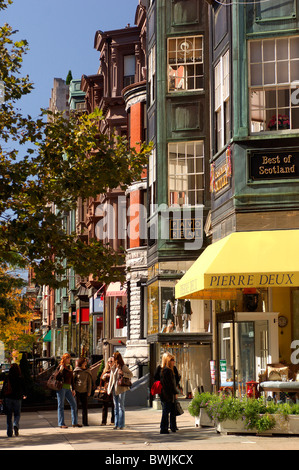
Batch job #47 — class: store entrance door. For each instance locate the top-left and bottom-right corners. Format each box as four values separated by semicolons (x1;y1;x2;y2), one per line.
218;312;279;394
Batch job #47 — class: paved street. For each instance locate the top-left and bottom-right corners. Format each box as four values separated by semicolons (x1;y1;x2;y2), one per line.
1;406;299;452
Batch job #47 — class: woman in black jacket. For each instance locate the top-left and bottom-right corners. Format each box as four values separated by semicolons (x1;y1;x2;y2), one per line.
0;363;26;437
158;353;179;434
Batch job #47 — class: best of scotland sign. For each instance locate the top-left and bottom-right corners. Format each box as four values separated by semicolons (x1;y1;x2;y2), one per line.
249;150;299;180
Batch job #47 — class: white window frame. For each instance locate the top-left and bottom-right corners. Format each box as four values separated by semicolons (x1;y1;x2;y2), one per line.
214;50;230;151
148;147;156;216
249;36;299;133
167;36;204;92
148;45;156;107
168;141;204;208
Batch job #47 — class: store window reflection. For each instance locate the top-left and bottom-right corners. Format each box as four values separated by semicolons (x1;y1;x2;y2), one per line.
147;280;211;335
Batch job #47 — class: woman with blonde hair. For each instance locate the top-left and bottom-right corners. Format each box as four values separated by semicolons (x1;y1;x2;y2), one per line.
99;357;115;426
56;353;80;428
158;352;179;434
107;351;133;429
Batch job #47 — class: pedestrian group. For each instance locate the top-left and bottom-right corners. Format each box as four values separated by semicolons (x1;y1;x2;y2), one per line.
0;350;182;437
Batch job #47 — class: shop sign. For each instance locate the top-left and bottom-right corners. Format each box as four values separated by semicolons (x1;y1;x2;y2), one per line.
220;360;227;384
169;217;202;240
209;272;297;288
210;360;216;385
210;146;232;194
249;150;299;181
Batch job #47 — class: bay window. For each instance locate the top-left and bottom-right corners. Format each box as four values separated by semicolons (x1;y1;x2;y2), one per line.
249;37;299;133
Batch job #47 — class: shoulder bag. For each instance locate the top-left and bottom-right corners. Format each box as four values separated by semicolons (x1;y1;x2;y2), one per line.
47;368;64;391
118;375;132;388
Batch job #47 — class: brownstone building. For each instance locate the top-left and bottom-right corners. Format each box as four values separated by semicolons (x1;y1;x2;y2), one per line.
80;22;144;364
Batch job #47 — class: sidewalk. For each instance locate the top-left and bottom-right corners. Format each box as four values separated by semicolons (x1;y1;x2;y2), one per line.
1;406;299;451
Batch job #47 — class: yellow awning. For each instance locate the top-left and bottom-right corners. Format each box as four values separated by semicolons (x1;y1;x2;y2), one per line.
175;230;299;300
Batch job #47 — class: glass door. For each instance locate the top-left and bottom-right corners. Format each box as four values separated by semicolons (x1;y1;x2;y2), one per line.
218;312;278;394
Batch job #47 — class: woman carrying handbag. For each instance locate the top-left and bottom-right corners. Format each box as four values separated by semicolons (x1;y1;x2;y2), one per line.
99;357;115;426
56;353;80;429
159;353;179;434
107;352;133;430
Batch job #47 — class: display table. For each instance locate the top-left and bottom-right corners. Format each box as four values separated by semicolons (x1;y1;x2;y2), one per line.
259;381;299;393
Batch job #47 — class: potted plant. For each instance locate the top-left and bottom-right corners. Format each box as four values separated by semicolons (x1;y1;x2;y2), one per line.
268;114;290;131
188;392;217;427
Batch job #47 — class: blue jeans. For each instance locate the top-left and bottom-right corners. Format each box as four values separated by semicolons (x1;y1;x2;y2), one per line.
113;391;126;428
56;388;78;426
4;398;21;437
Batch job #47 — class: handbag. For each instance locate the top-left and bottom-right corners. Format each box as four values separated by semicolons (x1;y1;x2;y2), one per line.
151;380;162;396
118;375;132;388
47;369;64;391
94;386;108;400
175;400;184;416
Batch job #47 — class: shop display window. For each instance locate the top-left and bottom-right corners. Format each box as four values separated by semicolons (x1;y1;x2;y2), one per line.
157;343;211;398
147;279;211;335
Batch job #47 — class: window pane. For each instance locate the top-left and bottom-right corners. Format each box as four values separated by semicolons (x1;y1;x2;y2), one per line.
196;158;204;173
263;40;275;61
291;60;299;82
277;88;289;107
250;41;262;63
291;37;299;59
277;39;289;60
277;62;289;83
264;62;275;85
291;107;299;129
124;55;135;76
250;64;262;86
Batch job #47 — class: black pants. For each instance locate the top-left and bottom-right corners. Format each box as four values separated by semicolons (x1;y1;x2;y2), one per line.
76;392;88;426
102;397;115;425
160;401;176;433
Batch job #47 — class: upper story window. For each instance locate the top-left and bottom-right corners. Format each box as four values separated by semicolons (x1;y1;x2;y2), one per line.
168;36;204;92
124;55;136;88
148;45;156;107
214;50;230;152
168;141;204;207
249;37;299;133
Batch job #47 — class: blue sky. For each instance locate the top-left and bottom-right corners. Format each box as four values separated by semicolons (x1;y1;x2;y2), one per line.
2;0;139;118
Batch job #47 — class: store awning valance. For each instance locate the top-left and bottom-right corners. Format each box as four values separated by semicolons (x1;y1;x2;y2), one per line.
42;330;52;342
106;282;127;297
175;230;299;300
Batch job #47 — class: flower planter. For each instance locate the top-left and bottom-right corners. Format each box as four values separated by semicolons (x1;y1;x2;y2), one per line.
216;414;299;435
195;408;214;428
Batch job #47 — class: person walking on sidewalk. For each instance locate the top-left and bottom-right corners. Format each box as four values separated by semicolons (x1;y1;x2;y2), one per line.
73;357;93;426
154;351;181;431
0;363;27;437
158;353;179;434
99;357;115;426
56;353;81;429
107;352;133;430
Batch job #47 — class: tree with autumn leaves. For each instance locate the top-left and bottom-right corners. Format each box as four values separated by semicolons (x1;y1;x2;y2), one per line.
0;0;151;356
0;264;36;360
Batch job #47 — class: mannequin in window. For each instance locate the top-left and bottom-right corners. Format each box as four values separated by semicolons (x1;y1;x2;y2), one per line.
182;300;192;332
174;299;184;332
161;298;174;333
